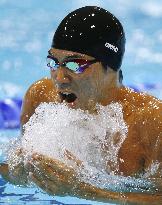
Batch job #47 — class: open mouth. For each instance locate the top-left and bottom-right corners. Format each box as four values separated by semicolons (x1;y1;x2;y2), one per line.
59;92;77;103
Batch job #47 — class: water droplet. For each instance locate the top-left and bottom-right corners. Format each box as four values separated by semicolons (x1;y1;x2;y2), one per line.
91;25;95;29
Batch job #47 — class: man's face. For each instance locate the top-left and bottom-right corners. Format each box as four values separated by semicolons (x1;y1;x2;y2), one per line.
48;48;118;111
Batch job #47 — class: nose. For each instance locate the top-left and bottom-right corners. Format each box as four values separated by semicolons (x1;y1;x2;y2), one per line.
53;66;72;86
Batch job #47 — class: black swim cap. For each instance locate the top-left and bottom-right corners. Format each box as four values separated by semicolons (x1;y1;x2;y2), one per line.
52;6;125;71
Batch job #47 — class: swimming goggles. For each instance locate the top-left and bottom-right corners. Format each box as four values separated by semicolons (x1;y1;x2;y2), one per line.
46;55;98;74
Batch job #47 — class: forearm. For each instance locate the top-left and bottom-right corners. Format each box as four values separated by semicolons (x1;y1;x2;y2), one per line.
73;181;162;205
73;182;121;204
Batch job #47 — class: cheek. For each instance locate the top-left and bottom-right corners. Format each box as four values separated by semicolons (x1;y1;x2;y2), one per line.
74;67;104;95
77;76;100;96
87;71;103;90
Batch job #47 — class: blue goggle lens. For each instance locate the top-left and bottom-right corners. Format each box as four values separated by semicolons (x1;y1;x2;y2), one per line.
46;56;96;73
46;57;59;70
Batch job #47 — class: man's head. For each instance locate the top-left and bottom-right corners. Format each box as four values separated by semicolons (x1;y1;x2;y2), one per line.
47;6;126;111
52;6;125;71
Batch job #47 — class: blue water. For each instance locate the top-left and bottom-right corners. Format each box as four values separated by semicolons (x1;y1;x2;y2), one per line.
0;0;162;204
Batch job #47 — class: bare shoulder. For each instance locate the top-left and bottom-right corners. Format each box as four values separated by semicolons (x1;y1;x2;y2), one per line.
136;91;162;121
21;77;57;126
142;93;162;135
121;87;162;138
134;90;161;141
121;87;162;114
25;77;56;101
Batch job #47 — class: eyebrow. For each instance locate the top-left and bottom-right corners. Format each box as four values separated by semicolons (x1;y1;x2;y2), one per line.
48;50;85;61
48;50;55;56
63;55;84;61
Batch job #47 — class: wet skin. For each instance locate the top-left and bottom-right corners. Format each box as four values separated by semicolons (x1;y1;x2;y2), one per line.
0;48;162;204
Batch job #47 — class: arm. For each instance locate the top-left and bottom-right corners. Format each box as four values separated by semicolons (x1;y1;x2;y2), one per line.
0;149;29;186
141;102;162;177
28;153;162;205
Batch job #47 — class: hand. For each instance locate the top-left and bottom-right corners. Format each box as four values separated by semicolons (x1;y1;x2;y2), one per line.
0;163;10;182
27;153;81;196
0;148;29;185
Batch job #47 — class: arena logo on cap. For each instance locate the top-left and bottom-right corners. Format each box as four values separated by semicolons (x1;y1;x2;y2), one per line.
105;42;118;53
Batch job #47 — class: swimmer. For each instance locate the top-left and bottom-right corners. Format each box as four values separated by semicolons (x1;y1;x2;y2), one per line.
0;6;162;204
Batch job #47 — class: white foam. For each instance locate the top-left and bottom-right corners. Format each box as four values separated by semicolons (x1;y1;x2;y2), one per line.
6;102;153;191
21;102;127;171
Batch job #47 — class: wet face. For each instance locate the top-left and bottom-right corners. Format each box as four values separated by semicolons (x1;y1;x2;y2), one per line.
48;48;119;111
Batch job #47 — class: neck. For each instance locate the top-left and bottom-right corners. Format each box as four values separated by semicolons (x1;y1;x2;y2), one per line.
85;86;129;115
100;86;127;106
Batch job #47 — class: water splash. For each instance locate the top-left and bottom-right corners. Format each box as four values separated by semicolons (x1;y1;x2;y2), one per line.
5;102;155;192
21;102;127;170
